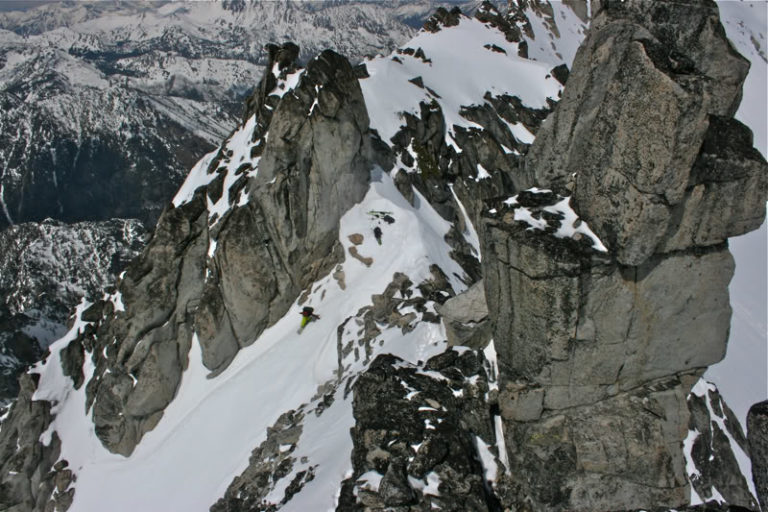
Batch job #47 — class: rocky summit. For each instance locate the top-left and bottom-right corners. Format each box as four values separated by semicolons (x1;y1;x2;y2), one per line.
0;1;765;512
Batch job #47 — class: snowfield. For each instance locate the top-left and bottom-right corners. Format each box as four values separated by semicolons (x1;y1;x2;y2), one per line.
360;16;562;146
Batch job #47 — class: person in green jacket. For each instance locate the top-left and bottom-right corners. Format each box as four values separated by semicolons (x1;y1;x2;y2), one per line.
299;306;320;331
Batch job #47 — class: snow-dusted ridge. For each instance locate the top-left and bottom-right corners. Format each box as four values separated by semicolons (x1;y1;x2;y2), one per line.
360;13;562;147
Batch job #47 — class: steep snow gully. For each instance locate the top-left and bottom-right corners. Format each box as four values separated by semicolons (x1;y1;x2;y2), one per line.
0;2;766;512
35;170;461;511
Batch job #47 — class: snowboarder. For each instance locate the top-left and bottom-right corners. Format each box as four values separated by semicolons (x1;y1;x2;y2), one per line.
373;226;383;245
298;306;320;332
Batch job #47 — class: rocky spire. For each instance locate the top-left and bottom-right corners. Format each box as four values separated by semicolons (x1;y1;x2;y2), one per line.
522;0;763;266
480;0;767;509
83;47;378;457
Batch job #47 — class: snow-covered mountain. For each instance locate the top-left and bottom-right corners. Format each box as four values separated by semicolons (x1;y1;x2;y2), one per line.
0;1;766;512
0;0;476;406
0;0;457;229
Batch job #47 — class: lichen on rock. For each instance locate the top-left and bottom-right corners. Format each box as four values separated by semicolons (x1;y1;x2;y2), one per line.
479;0;768;510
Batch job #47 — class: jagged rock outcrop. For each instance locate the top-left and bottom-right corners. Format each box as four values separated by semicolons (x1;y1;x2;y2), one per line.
211;408;308;512
423;7;463;33
686;381;757;510
522;0;764;267
0;373;71;512
337;350;500;511
0;218;146;404
435;280;491;349
748;400;768;509
479;0;767;510
68;45;378;456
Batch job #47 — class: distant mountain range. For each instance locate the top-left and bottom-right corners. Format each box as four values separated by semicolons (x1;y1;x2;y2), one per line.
0;1;448;229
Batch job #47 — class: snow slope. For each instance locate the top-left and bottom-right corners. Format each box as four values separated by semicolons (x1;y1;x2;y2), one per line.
16;3;768;511
361;15;562;146
34;168;464;511
25;11;562;510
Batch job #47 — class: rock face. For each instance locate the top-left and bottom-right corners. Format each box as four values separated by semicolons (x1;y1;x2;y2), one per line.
0;218;146;404
748;400;768;510
210;408;308;512
0;374;71;512
337;350;500;511
479;0;767;510
522;0;764;266
74;46;377;456
435;280;491;349
686;381;757;510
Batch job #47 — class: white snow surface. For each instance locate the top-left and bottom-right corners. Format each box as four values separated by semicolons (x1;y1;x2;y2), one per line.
173;112;265;227
360;15;562;146
682;428;701;480
32;165;463;511
500;188;608;252
409;471;441;497
355;471;383;494
271;65;306;99
520;0;589;66
475;435;499;483
206;114;261;225
172;148;220;207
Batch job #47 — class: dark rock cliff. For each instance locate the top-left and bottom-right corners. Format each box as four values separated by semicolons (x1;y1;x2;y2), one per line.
337;350;500;512
687;383;757;509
